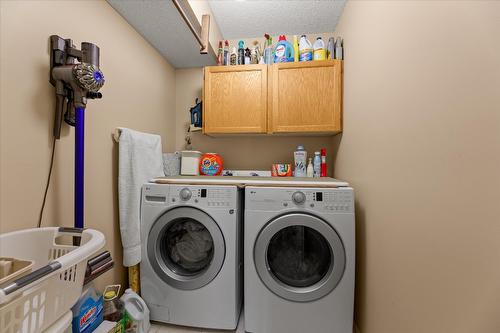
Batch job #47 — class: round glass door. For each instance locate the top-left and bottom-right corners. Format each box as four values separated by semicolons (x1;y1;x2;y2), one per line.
148;207;225;290
254;213;345;302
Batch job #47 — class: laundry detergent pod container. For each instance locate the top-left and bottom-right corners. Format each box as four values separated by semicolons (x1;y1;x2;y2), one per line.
200;153;223;176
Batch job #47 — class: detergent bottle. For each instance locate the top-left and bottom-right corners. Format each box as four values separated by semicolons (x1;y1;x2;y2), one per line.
274;35;293;63
313;37;326;60
293;145;307;177
299;35;313;61
120;288;151;333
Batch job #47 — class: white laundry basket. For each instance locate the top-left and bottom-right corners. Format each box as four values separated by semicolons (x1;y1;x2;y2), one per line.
0;227;105;333
44;311;72;333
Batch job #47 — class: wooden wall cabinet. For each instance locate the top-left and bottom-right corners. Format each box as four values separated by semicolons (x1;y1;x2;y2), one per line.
203;64;268;134
203;60;342;135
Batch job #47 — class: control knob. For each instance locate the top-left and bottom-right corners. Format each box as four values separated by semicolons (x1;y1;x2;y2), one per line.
179;188;192;201
292;191;306;204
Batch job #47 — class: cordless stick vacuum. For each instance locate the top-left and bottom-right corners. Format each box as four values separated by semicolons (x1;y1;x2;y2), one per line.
49;36;105;229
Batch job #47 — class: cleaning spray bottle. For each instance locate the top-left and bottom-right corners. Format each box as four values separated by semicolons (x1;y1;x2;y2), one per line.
335;37;343;60
223;40;229;65
217;41;223;65
313;151;321;178
327;37;335;60
230;47;237;65
237;40;245;65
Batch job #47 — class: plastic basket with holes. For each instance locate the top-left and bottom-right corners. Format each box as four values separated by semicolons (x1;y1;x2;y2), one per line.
0;227;105;333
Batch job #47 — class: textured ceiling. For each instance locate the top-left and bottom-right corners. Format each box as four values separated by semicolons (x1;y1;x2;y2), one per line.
208;0;347;39
107;0;216;68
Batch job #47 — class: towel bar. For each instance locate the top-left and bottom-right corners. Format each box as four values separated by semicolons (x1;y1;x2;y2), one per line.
113;128;121;142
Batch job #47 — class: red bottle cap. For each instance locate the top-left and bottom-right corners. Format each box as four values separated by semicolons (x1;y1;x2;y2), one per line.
321;148;327;156
279;35;286;41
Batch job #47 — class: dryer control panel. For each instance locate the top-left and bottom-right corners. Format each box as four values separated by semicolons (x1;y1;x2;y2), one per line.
142;183;237;209
245;186;354;213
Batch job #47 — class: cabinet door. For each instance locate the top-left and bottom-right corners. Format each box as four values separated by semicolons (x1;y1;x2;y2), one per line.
270;60;342;134
203;65;268;134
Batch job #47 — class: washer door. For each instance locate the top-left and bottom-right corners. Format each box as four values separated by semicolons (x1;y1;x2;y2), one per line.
254;213;345;302
148;207;225;290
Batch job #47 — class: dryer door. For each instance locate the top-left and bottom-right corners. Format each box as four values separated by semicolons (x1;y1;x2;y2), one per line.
254;213;345;302
147;206;225;290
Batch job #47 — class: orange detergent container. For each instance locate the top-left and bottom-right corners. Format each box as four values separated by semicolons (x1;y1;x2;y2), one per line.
199;153;223;176
271;164;292;177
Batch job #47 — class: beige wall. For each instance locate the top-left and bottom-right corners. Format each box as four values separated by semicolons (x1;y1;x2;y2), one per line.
0;0;176;290
333;1;500;332
175;67;335;173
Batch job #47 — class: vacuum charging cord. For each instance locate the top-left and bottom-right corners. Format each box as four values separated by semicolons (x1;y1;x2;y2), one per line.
37;137;57;228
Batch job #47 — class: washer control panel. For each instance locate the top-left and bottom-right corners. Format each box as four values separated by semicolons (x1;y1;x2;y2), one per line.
245;186;354;213
142;184;237;209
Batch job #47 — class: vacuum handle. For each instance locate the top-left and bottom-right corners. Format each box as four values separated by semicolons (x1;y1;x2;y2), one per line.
53;93;66;139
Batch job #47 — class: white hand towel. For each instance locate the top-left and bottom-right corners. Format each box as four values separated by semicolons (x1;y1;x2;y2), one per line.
118;128;164;267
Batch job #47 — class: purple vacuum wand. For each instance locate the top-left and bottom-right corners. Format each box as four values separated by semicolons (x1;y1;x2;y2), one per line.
49;36;105;228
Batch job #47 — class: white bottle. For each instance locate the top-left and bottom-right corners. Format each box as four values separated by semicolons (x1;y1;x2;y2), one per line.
313;37;326;60
335;37;343;60
120;288;150;333
294;145;307;177
306;158;314;177
313;151;321;178
299;35;313;62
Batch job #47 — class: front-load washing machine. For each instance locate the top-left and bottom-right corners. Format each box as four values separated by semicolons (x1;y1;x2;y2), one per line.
244;186;355;333
140;183;242;329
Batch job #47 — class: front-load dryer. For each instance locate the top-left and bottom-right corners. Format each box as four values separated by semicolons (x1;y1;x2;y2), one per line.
140;183;242;329
244;186;355;333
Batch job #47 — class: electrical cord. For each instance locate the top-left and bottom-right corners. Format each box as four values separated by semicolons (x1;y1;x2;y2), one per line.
37;136;57;228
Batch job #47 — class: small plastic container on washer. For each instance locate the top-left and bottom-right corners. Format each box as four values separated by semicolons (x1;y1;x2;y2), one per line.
181;150;202;176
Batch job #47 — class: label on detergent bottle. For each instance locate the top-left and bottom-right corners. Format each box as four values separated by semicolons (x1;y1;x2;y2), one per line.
275;44;286;59
199;153;223;176
299;49;313;61
73;295;104;333
314;49;326;60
